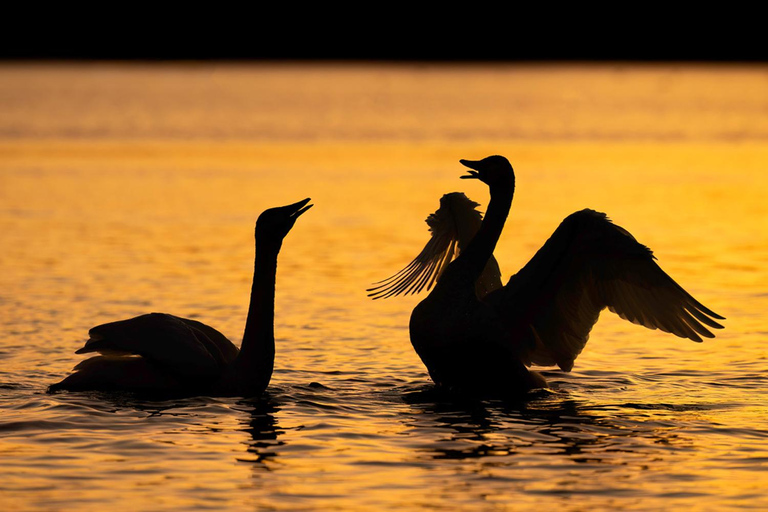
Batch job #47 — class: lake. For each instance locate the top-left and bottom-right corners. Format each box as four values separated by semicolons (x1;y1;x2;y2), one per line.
1;61;767;511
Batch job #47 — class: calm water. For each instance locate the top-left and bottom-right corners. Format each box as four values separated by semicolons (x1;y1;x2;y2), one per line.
1;62;767;511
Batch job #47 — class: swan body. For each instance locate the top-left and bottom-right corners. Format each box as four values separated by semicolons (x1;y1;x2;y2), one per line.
48;198;313;396
369;156;724;398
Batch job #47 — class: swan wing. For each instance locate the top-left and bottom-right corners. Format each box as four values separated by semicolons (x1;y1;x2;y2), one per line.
75;313;237;378
491;209;724;371
176;317;240;366
368;192;502;299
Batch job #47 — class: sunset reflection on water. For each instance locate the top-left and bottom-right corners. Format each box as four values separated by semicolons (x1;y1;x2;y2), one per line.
1;63;767;511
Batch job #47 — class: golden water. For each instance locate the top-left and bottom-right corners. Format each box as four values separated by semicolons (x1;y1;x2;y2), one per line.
1;62;767;511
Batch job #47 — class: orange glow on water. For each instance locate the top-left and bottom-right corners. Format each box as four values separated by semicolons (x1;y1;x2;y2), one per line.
1;63;768;511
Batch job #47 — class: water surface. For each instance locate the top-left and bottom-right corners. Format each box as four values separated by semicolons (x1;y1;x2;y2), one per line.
1;62;767;511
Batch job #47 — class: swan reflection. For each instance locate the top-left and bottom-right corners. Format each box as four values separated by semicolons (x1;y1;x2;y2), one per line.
400;386;693;466
235;396;284;469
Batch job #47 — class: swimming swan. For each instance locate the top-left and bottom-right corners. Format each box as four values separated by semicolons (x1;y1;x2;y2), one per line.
369;156;724;397
48;198;313;396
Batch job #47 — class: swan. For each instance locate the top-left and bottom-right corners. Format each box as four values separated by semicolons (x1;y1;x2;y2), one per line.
48;198;313;396
369;156;724;397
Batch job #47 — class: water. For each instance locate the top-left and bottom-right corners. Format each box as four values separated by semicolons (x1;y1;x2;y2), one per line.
1;62;767;511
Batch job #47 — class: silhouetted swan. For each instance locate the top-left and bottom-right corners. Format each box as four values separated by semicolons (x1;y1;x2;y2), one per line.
48;198;313;396
369;156;724;397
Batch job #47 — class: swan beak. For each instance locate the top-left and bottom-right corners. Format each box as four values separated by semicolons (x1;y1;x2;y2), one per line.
459;158;482;180
285;198;314;218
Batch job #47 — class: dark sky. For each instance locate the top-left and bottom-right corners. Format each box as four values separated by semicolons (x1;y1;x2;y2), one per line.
2;11;764;62
4;39;763;62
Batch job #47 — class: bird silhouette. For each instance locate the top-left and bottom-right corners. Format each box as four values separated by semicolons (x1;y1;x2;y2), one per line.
48;198;313;396
369;156;724;398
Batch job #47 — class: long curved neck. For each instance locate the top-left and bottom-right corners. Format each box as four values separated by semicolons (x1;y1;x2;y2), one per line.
234;238;281;395
458;181;514;283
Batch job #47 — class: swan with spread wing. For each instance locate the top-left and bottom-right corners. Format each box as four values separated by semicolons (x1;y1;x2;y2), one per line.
369;156;724;397
49;198;312;396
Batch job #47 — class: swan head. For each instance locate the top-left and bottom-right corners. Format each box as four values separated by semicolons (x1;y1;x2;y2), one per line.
459;155;515;189
255;198;313;244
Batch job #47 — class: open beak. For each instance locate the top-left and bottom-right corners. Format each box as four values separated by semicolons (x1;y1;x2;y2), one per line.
283;198;313;218
459;159;482;180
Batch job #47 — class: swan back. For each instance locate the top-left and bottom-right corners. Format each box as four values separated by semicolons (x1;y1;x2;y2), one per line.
77;313;237;379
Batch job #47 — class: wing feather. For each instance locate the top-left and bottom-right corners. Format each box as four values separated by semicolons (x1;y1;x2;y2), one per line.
368;192;502;299
496;209;724;371
76;313;234;379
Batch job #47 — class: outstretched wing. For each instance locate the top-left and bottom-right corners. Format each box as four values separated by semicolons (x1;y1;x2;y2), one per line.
75;313;238;379
488;209;725;371
368;192;502;299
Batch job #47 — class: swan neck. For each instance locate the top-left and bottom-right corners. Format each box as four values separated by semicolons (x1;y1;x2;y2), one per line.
461;183;514;279
235;240;281;395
